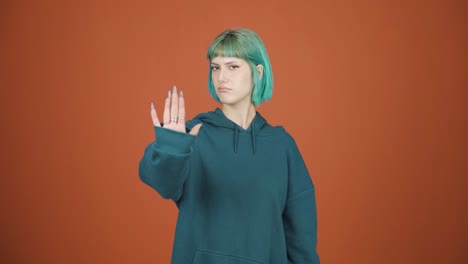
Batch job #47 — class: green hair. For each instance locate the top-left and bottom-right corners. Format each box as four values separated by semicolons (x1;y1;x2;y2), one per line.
207;28;274;106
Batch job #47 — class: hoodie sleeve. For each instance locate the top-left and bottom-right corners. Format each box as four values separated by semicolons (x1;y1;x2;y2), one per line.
138;126;196;205
282;135;320;264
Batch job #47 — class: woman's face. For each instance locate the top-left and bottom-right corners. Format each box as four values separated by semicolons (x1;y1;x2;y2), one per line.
210;56;254;107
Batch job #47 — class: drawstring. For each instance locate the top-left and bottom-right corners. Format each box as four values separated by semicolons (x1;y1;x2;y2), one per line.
233;121;256;155
251;121;256;154
234;126;239;153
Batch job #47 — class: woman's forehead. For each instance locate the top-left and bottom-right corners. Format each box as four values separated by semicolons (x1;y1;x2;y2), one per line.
211;56;245;64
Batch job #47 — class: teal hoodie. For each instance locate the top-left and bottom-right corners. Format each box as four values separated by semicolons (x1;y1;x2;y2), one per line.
139;108;319;264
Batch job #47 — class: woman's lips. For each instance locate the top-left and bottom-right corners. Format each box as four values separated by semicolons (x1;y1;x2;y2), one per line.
217;87;230;92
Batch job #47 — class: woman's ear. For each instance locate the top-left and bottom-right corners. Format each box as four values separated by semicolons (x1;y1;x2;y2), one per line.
256;64;264;80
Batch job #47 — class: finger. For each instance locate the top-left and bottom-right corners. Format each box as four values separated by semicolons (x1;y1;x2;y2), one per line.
163;91;170;125
151;102;161;127
178;90;185;124
189;123;203;136
170;85;178;123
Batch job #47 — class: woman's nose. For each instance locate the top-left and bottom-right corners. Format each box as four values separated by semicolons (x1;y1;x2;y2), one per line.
217;68;227;83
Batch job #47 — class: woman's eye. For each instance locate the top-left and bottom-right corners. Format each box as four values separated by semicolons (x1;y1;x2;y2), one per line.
229;65;239;70
211;66;219;71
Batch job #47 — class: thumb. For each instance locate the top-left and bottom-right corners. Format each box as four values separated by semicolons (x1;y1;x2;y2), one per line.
189;123;203;136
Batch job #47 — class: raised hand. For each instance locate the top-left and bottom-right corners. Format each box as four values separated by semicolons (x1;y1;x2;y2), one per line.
150;86;202;136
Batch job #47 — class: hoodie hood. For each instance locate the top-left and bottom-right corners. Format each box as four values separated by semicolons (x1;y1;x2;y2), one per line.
186;108;271;155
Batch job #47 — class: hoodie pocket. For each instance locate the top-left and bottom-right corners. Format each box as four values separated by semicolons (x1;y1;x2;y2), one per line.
191;249;264;264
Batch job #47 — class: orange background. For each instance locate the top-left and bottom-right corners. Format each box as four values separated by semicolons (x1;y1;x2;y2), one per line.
1;0;467;263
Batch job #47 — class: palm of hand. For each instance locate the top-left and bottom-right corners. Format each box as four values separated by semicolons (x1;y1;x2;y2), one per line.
150;86;202;136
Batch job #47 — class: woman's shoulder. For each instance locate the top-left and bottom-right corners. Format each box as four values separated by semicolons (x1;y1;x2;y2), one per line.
184;109;218;130
258;123;299;146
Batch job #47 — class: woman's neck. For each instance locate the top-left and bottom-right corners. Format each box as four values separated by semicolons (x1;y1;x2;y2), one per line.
222;103;256;130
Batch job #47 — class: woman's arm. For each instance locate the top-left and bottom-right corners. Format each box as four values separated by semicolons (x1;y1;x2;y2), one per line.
139;86;201;206
282;134;320;263
139;126;196;204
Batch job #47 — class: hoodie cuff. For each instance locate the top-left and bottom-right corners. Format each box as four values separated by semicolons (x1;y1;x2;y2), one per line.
153;126;196;154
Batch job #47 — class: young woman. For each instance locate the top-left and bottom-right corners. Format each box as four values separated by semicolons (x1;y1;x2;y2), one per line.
139;28;320;264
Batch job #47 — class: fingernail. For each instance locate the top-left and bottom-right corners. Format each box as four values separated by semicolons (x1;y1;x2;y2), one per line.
151;102;154;110
173;85;177;94
168;90;171;98
180;91;183;97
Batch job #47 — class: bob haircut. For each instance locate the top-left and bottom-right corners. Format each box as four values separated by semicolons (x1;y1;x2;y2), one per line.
207;28;274;106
